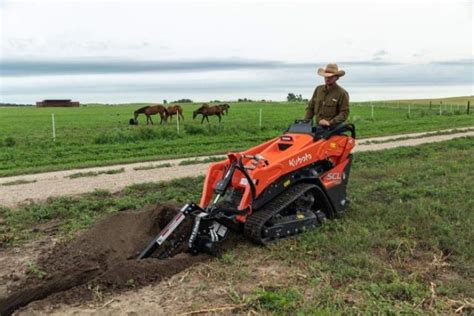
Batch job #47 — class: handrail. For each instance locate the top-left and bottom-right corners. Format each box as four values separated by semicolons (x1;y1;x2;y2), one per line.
322;123;356;139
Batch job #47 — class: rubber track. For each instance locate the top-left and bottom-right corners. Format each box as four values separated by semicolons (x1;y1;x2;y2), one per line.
244;182;317;245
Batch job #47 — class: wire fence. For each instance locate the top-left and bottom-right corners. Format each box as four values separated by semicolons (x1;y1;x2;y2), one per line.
1;100;472;145
351;100;471;120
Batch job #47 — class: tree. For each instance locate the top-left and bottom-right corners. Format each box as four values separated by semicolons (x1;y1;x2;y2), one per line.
287;93;305;102
238;98;253;102
172;99;193;103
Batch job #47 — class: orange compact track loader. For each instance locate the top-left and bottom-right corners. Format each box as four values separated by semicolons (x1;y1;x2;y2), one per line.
138;121;356;259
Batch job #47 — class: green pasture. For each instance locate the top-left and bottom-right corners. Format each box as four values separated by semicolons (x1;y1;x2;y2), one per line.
0;101;473;176
385;95;473;106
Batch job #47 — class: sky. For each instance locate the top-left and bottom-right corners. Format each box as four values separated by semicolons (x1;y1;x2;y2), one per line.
0;0;473;103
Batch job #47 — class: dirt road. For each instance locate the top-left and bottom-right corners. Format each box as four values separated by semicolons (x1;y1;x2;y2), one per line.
1;127;473;208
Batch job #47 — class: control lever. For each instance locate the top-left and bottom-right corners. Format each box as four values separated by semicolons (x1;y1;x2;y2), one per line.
254;154;269;166
242;154;269;166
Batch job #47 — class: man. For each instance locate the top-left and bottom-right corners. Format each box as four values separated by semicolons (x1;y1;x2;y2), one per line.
305;63;349;126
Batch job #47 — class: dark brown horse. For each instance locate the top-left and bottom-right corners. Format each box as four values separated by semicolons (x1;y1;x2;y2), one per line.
134;105;168;125
166;105;184;121
193;104;223;123
218;103;230;115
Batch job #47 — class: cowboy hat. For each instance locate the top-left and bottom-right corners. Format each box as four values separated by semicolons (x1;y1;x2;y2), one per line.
317;63;345;77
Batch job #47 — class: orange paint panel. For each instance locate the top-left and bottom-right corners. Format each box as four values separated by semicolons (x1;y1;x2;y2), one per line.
199;129;355;222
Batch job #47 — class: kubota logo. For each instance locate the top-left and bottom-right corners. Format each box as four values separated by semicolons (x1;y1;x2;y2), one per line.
288;153;312;167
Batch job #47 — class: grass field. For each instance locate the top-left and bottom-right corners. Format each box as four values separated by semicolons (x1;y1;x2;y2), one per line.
1;137;472;313
0;100;473;177
385;95;473;106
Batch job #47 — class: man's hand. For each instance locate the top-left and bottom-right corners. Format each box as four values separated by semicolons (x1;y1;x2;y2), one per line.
318;119;331;126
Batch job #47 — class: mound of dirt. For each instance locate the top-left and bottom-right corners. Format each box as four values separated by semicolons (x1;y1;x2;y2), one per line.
0;202;212;315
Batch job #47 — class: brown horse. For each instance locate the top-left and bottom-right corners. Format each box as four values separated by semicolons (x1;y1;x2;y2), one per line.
193;104;223;123
218;103;230;115
134;105;168;125
166;105;185;121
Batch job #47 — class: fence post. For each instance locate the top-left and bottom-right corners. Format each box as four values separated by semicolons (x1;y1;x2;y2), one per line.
408;103;411;117
51;113;56;142
439;103;442;115
259;108;262;129
450;104;452;113
468;101;471;115
429;100;432;109
371;103;374;120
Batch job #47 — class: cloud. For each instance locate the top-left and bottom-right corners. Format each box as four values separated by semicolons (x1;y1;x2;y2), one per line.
0;58;404;77
2;60;472;93
1;57;472;104
429;58;474;65
373;50;388;57
6;38;36;50
372;50;389;61
0;59;285;76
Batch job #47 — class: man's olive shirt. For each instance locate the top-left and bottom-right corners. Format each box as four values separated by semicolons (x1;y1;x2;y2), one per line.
304;83;350;125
